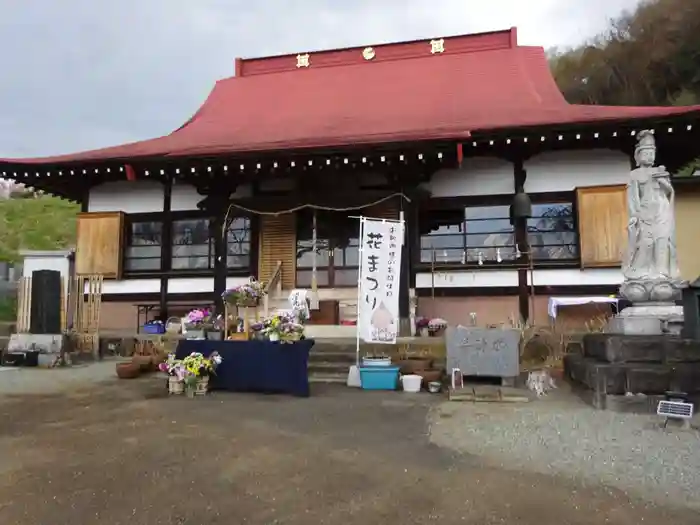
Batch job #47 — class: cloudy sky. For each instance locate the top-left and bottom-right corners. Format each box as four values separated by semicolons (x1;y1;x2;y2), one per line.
0;0;641;158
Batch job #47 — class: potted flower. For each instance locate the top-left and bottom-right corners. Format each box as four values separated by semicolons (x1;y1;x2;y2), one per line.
180;351;223;397
223;278;266;307
415;317;430;337
262;313;287;342
158;354;187;395
260;312;304;343
183;308;213;339
280;319;305;343
428;318;448;337
249;321;265;340
207;314;225;341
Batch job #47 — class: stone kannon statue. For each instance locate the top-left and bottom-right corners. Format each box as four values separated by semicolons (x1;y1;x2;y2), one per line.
620;130;685;303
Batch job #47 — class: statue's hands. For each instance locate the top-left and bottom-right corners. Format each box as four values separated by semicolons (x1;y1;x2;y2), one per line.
628;217;638;228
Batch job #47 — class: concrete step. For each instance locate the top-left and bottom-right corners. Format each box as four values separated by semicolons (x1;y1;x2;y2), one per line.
308;351;356;364
308;361;353;374
308;371;348;384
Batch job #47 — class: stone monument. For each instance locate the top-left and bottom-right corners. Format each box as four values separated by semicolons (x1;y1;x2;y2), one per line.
612;129;687;334
565;130;700;412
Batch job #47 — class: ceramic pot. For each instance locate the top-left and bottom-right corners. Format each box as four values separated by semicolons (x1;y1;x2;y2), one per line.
419;327;430;337
416;369;442;386
185;329;205;340
206;330;223;341
131;354;152;372
428;381;441;393
116;362;140;379
268;333;280;342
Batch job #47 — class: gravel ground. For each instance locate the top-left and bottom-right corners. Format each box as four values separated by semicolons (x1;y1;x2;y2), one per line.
429;386;700;510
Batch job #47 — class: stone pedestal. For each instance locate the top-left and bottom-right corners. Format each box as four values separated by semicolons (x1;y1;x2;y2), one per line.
566;333;700;412
606;303;684;335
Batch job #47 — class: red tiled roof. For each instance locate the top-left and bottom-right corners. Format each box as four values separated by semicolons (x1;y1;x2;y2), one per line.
3;28;699;165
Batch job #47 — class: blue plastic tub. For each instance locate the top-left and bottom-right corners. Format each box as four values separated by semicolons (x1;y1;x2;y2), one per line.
359;366;400;390
142;322;165;335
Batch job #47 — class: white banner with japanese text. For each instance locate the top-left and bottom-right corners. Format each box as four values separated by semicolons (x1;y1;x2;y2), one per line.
358;217;404;344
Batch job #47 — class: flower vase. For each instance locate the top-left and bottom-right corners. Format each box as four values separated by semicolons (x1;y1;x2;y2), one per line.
184;324;205;339
186;387;196;399
206;330;222;341
168;376;184;395
419;327;429;337
268;333;280;342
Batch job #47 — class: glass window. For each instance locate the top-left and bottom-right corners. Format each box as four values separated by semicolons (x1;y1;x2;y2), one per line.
169;216;252;271
419;205;516;264
527;203;578;260
295;210;360;287
172;219;211;270
226;217;251;269
125;221;162;271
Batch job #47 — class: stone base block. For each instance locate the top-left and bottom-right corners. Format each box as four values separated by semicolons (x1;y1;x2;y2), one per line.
7;333;67;353
607;303;684;335
583;333;700;364
564;353;700;411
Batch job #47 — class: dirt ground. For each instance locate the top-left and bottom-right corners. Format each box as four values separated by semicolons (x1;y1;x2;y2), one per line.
0;376;698;525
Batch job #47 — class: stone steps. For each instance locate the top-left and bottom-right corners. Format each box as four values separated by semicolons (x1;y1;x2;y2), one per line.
308;371;348;384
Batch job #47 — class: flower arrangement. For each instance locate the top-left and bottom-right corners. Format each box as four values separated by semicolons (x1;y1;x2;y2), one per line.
428;318;448;336
261;312;304;342
159;352;223;396
184;308;214;330
415;316;430;336
223;278;266;307
415;317;429;328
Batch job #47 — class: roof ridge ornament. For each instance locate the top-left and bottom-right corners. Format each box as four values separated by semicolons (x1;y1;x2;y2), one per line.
430;38;445;54
296;53;310;68
362;47;376;61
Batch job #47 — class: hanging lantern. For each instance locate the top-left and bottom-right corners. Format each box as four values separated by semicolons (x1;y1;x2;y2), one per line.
510;190;532;225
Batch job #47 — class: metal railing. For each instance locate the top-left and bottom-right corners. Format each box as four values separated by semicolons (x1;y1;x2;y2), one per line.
262;261;283;317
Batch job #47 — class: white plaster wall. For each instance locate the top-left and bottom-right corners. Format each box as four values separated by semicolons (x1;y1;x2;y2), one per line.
170;183;202;212
22;255;71;280
99;277;251;295
170;182;253;211
532;268;623;287
100;279;161;295
416;270;519;288
22;254;72;303
423;157;514;197
88;181;164;213
524;150;629;193
415;268;622;288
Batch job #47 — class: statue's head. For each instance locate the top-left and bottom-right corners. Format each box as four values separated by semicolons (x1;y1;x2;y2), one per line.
634;130;656;167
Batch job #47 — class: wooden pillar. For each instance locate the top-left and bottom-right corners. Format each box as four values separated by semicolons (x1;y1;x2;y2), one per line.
159;177;173;320
398;201;413;335
212;212;227;316
513;158;530;323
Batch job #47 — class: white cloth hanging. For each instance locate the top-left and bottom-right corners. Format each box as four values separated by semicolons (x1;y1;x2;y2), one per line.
288;289;311;322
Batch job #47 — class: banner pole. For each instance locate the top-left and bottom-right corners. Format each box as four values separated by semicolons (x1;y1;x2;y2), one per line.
355;217;364;367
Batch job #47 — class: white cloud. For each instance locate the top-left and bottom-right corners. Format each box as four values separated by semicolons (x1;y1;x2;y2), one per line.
0;0;642;157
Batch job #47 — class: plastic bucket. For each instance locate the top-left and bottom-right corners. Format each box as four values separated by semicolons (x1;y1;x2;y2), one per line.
401;374;422;393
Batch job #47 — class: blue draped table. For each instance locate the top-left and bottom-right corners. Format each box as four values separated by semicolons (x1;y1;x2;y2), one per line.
175;339;315;397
